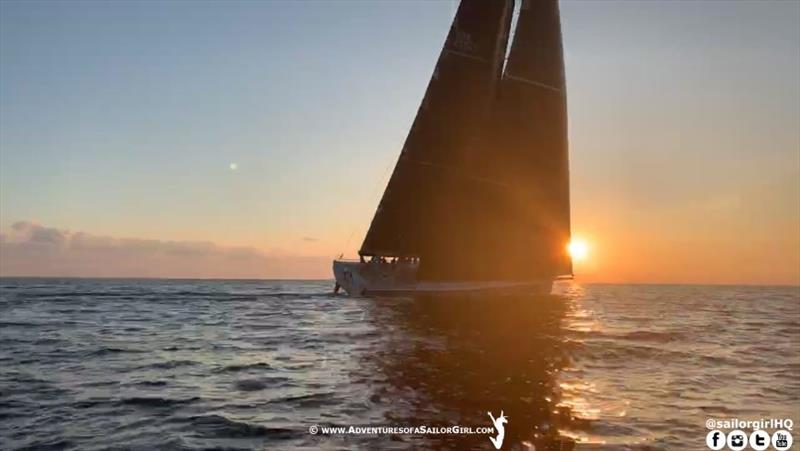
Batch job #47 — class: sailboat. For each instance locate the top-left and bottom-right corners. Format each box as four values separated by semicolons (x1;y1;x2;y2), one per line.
333;0;572;296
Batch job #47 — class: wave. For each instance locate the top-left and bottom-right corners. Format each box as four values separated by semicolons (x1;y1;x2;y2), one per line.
188;414;299;439
271;392;337;408
12;439;74;451
618;330;684;343
133;380;169;387
120;396;199;408
216;362;272;373
85;347;144;357
0;321;38;327
16;291;149;299
142;360;199;370
233;376;292;392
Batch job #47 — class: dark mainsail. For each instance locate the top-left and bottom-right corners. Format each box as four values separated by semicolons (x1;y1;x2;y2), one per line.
360;0;571;282
359;0;514;259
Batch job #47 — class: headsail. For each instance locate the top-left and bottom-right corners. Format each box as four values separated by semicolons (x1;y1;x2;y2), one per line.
359;0;514;258
496;0;573;279
503;0;571;278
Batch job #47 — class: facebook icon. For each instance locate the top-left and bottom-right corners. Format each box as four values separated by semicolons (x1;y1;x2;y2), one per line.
706;430;726;450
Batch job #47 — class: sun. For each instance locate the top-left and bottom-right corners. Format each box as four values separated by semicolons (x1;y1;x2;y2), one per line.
567;238;589;262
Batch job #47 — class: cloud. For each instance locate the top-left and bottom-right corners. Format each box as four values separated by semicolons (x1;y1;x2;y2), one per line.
12;221;68;246
301;237;319;242
1;221;330;279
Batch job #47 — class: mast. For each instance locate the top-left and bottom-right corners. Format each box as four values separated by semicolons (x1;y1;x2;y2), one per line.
359;0;514;259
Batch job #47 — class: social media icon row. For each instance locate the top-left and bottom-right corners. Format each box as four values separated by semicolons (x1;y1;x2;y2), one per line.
706;429;793;450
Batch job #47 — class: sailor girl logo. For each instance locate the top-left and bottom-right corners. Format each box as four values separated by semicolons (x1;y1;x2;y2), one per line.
487;410;508;449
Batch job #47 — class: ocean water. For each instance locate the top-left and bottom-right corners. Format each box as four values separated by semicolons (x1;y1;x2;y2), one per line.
0;279;797;451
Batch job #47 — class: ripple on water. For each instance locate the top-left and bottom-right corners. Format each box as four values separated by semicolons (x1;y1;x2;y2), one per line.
186;414;299;440
215;362;273;373
0;280;797;451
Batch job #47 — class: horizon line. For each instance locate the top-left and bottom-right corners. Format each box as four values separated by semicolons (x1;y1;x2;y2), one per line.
1;275;798;289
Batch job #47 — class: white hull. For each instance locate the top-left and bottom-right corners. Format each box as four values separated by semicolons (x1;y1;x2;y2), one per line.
332;260;553;297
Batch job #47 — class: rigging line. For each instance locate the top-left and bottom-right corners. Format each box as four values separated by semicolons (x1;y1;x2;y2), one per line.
336;151;396;259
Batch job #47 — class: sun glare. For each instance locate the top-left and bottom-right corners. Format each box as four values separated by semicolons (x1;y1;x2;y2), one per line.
568;239;589;262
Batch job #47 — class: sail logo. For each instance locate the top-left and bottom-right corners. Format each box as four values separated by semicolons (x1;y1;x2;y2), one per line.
452;29;477;54
487;410;507;449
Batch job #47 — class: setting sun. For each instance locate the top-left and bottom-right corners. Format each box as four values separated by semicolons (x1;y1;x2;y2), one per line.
568;239;590;262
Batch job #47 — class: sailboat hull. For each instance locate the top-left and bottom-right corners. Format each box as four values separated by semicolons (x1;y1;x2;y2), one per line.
332;260;552;297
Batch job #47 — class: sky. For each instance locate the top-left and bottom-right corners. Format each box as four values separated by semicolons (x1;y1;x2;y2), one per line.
1;0;798;284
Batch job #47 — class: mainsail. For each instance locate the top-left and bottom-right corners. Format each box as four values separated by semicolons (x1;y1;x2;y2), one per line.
360;0;571;282
359;0;514;259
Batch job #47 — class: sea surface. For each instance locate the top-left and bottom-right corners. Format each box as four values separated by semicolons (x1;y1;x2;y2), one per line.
0;279;797;450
